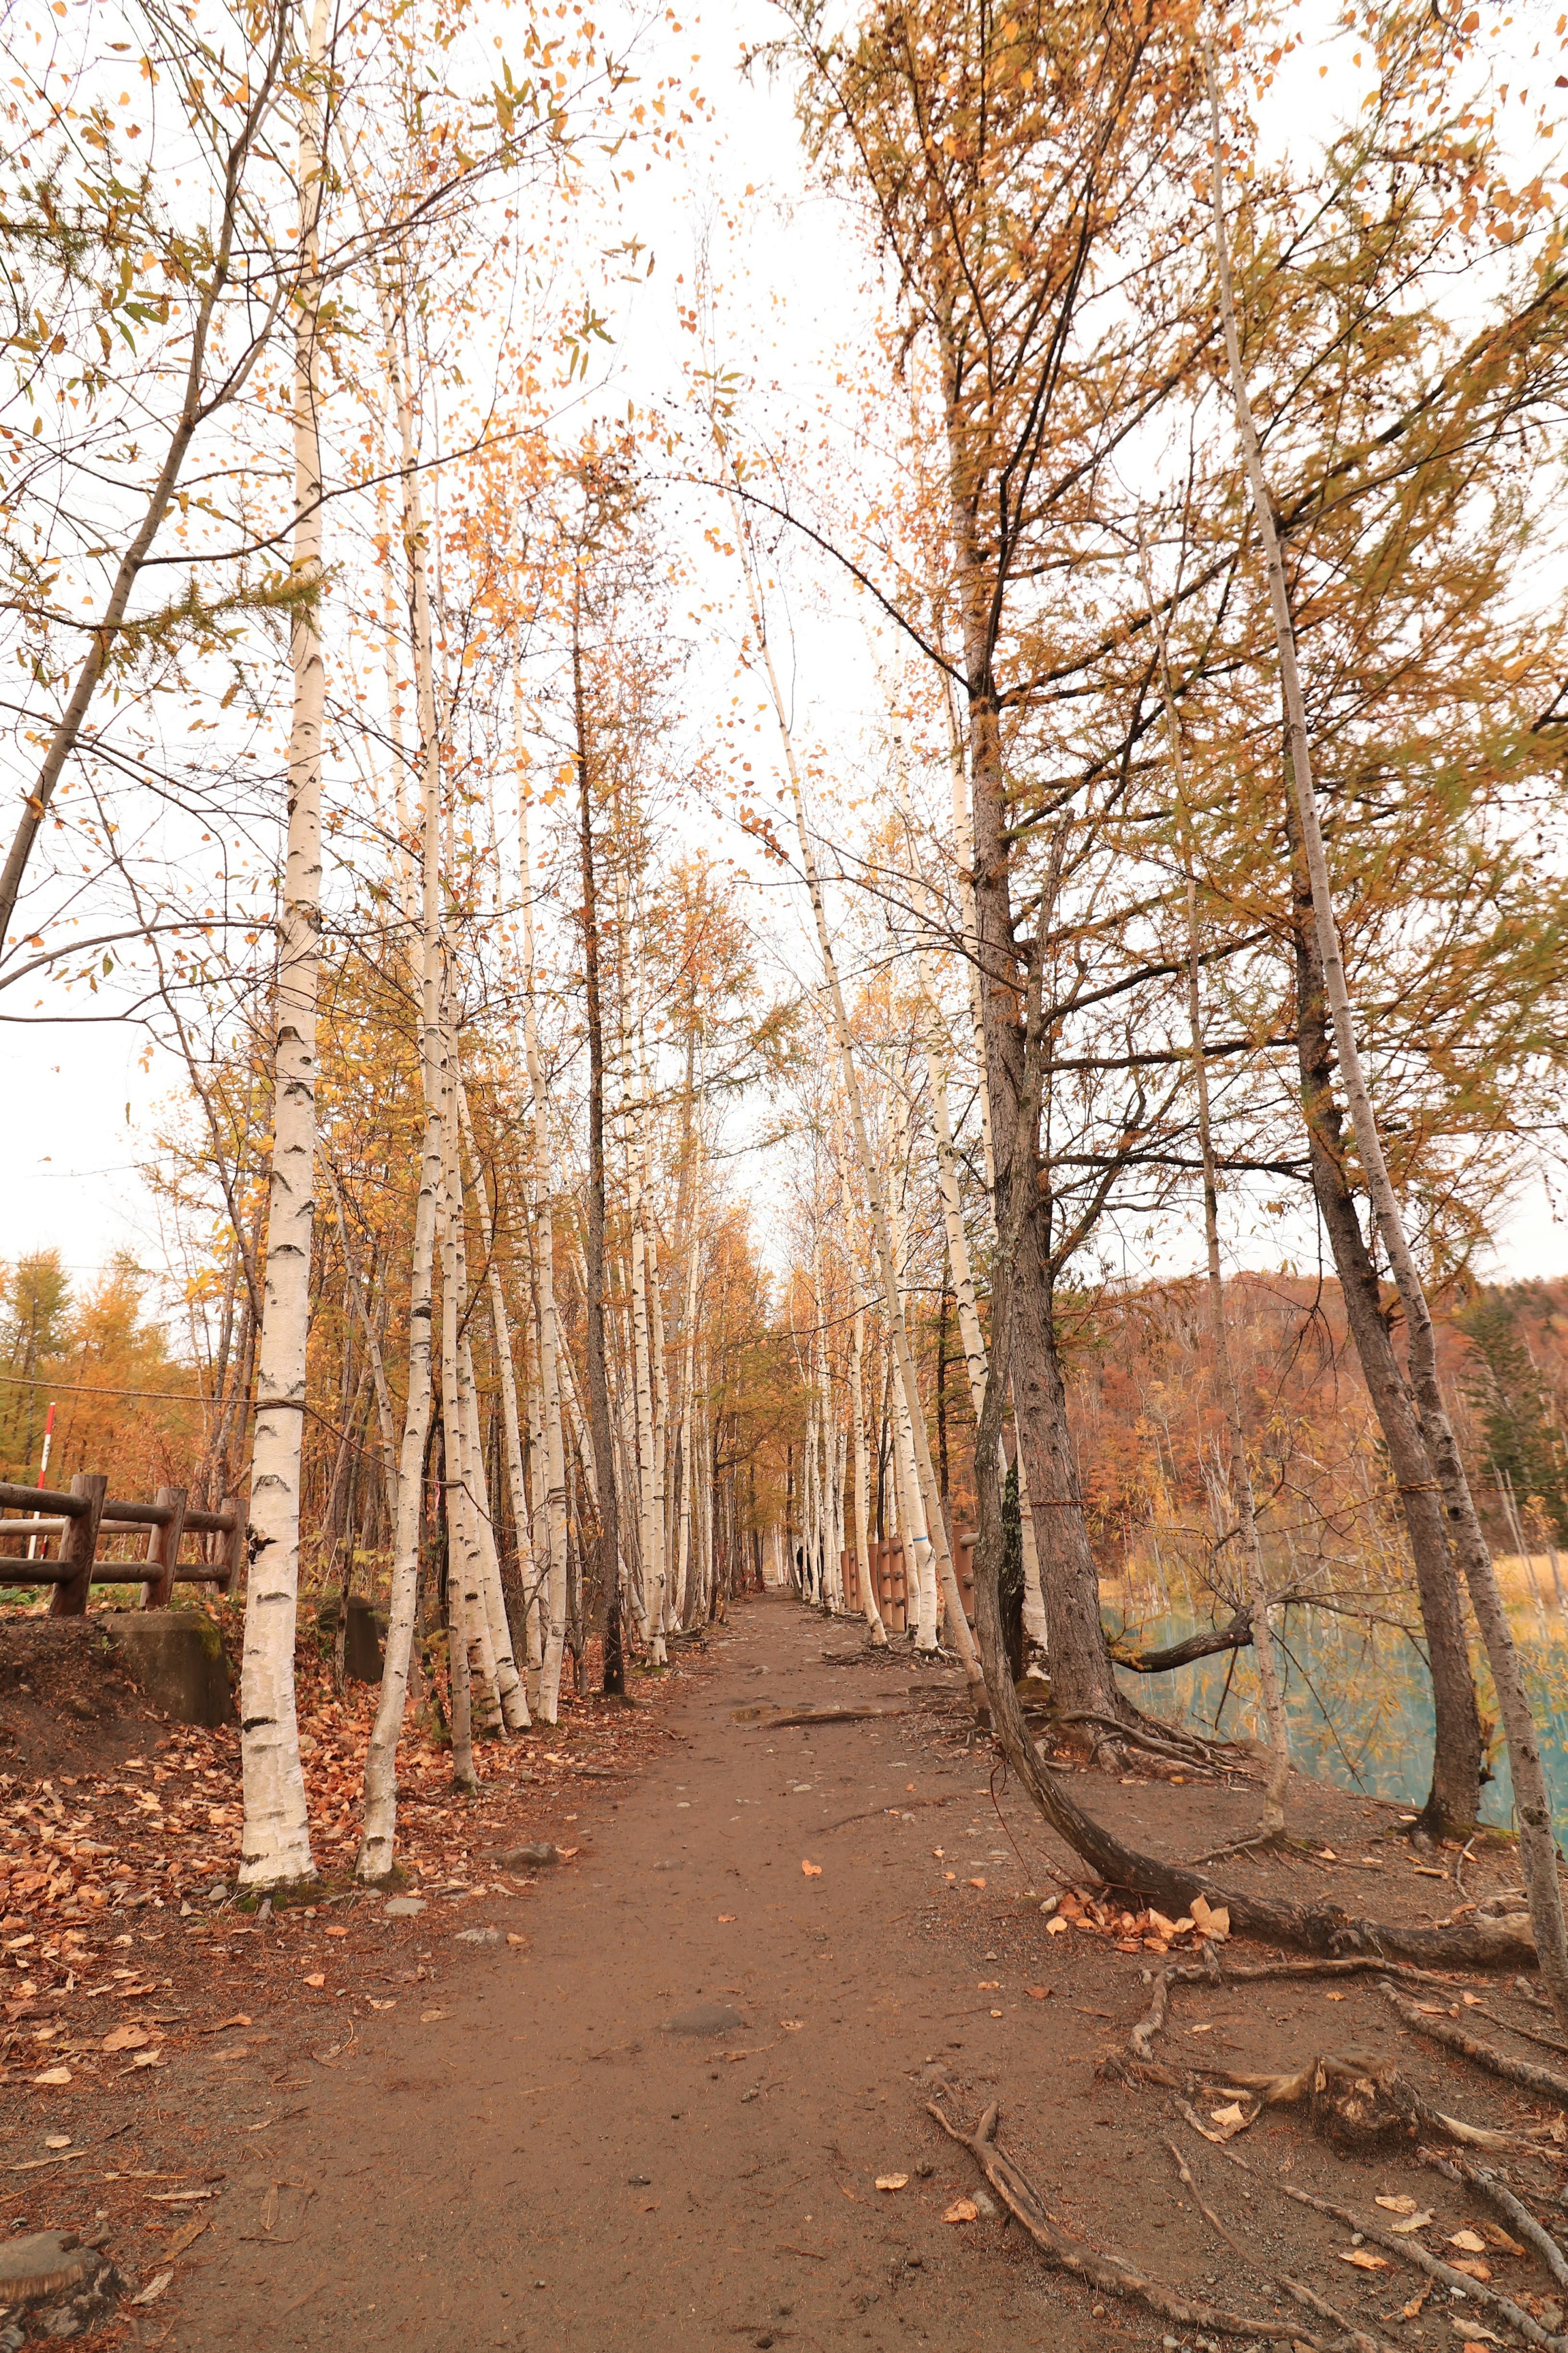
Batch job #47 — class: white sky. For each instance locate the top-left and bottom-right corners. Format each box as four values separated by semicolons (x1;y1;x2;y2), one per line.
2;0;1564;1297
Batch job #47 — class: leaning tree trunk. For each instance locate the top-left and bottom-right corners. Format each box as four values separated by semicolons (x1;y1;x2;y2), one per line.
1287;807;1484;1834
240;0;330;1892
1206;47;1568;2018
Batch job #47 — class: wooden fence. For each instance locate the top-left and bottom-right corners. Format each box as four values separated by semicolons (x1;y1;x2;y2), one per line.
0;1476;242;1614
840;1531;978;1632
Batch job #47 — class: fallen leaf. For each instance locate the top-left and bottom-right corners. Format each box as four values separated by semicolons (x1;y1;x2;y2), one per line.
366;1999;396;2011
780;2020;803;2032
1398;2285;1432;2321
989;2009;1003;2018
1448;2230;1488;2254
717;1914;737;1924
1323;1991;1347;2002
1450;2258;1493;2284
102;2024;149;2053
968;1877;986;1890
943;2198;979;2224
1045;1916;1067;1936
131;2271;173;2307
1376;2195;1419;2216
420;2009;451;2024
801;1861;822;1878
1189;1895;1230;1941
1451;2326;1501;2346
875;2175;908;2192
978;1981;1000;1990
31;2067;70;2087
131;2050;165;2069
324;1926;348;1939
1387;2210;1434;2235
165;2219;207;2260
1025;1987;1050;2001
1337;2248;1390;2272
1209;2103;1246;2128
1477;2221;1526;2256
302;1973;325;1989
1147;1910;1177;1938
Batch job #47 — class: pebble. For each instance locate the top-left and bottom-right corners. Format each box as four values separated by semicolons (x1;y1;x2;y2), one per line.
384;1896;426;1917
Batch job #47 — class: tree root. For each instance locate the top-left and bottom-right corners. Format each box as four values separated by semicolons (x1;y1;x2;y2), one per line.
1210;2053;1519;2151
1162;2134;1390;2353
1379;1976;1568;2107
1196;2119;1568;2352
928;2099;1375;2353
1417;2143;1568;2293
1130;1951;1503;2065
1050;1712;1227;1778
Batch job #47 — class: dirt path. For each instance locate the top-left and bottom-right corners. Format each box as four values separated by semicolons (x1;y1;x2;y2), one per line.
163;1593;1568;2353
172;1593;1084;2351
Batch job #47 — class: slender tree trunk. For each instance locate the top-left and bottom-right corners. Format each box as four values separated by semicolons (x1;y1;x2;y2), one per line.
517;769;570;1723
574;594;623;1695
1288;812;1484;1831
239;0;330;1890
458;1078;533;1728
1206;49;1566;2014
357;277;445;1883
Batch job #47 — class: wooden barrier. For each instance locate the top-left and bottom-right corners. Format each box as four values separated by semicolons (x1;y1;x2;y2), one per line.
0;1475;243;1612
835;1530;981;1628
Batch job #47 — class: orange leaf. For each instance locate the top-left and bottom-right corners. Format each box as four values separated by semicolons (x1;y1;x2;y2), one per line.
801;1860;822;1877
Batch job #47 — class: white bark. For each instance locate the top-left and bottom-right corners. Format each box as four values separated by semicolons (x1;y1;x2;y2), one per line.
457;1077;533;1729
240;0;330;1891
886;1083;939;1648
439;992;501;1755
1207;45;1568;2009
357;274;445;1883
517;769;570;1723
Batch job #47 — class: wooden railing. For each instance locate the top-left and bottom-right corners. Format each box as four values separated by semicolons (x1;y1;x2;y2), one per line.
0;1476;242;1614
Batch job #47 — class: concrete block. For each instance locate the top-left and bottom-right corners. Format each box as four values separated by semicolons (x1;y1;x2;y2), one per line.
315;1592;387;1682
98;1609;236;1727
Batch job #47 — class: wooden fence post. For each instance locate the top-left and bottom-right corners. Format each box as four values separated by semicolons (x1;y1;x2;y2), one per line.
220;1494;244;1595
142;1486;187;1610
50;1474;106;1617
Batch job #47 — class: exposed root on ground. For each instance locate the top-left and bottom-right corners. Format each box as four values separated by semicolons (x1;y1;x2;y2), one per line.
1161;2133;1389;2353
1200;2122;1568;2352
928;2099;1378;2353
1379;1976;1568;2107
1418;2144;1568;2291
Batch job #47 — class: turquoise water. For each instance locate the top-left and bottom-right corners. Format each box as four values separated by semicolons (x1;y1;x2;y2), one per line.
1109;1602;1568;1836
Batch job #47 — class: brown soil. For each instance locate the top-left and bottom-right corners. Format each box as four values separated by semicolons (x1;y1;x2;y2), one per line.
2;1590;1566;2352
0;1618;165;1781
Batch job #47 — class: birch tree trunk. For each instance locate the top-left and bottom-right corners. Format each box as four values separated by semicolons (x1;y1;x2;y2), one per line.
886;1086;940;1649
357;277;445;1882
517;766;570;1724
457;1077;534;1728
240;0;330;1890
723;486;980;1689
1136;522;1290;1833
439;996;501;1761
1206;47;1568;2014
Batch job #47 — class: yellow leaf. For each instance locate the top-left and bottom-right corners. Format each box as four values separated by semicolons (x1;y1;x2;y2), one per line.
875;2174;908;2192
801;1860;822;1878
1337;2247;1390;2271
1448;2230;1488;2254
943;2198;978;2224
1375;2196;1419;2217
1388;2210;1434;2235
